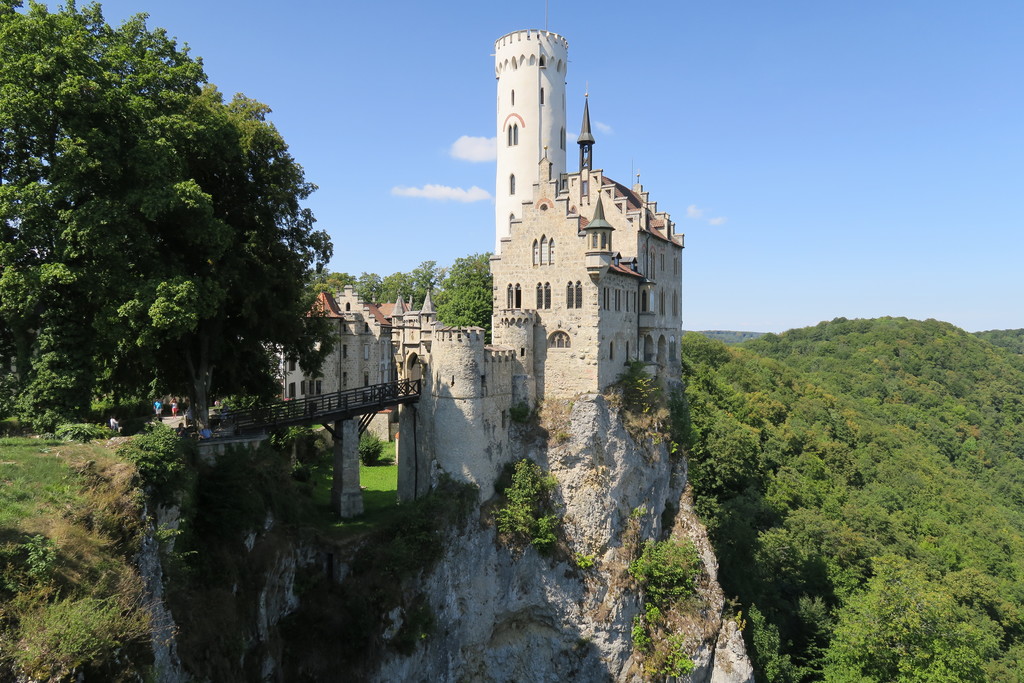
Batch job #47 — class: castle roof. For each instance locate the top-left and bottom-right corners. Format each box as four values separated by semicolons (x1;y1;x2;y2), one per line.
309;291;343;317
577;96;595;145
364;303;391;327
421;290;435;314
600;176;679;246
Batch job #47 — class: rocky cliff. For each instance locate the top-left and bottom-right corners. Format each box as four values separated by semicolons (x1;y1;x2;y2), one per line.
150;393;753;682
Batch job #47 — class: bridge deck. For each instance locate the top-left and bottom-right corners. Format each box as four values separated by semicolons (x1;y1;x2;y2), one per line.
229;379;420;434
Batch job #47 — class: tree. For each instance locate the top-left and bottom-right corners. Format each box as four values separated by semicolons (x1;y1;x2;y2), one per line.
435;253;492;338
0;2;331;428
308;270;357;297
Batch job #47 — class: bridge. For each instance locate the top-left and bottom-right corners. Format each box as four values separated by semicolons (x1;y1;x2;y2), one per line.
228;378;421;436
218;379;421;520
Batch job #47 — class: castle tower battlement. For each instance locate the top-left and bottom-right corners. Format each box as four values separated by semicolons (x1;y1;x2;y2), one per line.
495;29;568;253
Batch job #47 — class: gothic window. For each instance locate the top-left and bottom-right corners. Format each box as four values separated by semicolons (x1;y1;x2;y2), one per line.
548;239;555;265
659;290;665;315
566;281;574;308
575;281;583;308
641;290;648;312
345;302;351;311
536;283;543;308
514;124;519;145
509;213;515;231
548;331;571;348
510;174;516;195
649;249;656;277
533;240;539;266
508;125;513;146
539;236;547;265
363;372;369;387
544;282;551;309
539;55;546;68
660;252;665;271
515;283;521;308
591;233;598;249
507;283;513;308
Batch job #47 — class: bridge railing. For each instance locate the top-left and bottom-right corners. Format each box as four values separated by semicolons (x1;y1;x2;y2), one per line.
229;378;421;433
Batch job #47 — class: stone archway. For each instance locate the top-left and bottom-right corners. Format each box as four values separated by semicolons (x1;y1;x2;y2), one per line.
643;334;655;362
657;335;667;366
406;353;422;381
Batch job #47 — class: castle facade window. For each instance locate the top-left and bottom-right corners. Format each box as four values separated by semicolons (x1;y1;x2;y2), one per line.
566;281;574;308
575;282;583;308
511;89;515;105
660;290;665;315
544;282;551;308
549;331;571;348
533;240;539;265
288;382;295;398
515;283;522;308
540;236;547;264
510;174;516;195
507;283;514;308
548;239;555;264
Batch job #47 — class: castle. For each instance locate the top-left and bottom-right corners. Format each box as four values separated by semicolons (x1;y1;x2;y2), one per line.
282;29;684;509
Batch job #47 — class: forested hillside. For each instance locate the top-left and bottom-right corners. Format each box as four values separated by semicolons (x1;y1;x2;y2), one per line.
974;328;1024;355
681;318;1024;682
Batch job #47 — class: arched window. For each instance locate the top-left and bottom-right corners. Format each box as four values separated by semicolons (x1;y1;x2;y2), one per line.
649;249;656;276
548;239;555;265
507;125;513;146
345;302;351;311
539;55;546;68
539;236;547;265
540;87;545;104
575;281;582;308
659;290;665;315
513;124;519;145
511;89;515;105
548;331;571;348
660;253;665;271
536;283;543;309
641;290;648;312
506;284;513;309
543;282;551;309
510;174;516;195
532;239;539;265
566;281;574;308
514;283;522;308
509;213;515;230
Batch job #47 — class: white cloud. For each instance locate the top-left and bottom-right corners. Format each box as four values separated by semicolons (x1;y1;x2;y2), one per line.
594;121;613;135
391;184;492;203
450;135;496;162
686;204;704;219
709;217;728;226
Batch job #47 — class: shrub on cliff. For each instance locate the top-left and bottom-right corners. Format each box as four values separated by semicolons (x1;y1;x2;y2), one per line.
496;459;559;554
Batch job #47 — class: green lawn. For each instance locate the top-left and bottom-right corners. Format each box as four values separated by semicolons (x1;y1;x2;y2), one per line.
307;455;401;535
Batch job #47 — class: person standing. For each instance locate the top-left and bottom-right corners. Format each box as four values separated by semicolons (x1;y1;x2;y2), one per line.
171;400;178;418
109;416;119;433
153;399;162;419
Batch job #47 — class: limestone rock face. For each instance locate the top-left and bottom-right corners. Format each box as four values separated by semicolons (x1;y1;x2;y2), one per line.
372;393;754;683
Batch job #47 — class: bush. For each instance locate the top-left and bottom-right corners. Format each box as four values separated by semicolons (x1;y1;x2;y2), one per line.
495;459;559;554
54;423;109;442
509;402;531;423
115;423;187;494
629;538;702;608
359;433;385;466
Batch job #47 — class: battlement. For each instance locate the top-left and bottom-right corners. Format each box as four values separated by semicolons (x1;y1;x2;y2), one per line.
495;309;538;327
432;325;486;345
484;347;516;363
494;29;568;53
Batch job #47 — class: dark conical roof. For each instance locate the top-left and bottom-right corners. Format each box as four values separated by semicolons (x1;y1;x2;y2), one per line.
577;96;595;145
587;196;614;230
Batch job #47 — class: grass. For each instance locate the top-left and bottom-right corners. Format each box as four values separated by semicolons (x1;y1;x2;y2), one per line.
0;438;90;534
307;450;402;536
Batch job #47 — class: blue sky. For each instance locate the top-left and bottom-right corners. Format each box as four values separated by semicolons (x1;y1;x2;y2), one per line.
87;0;1023;333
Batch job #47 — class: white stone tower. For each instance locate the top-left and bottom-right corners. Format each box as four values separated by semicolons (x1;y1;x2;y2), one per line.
494;29;568;253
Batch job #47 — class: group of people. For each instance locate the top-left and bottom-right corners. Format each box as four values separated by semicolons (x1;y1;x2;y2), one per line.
107;396;221;440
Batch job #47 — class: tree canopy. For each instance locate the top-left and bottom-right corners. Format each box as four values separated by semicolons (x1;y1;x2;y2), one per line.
0;1;331;428
682;317;1024;682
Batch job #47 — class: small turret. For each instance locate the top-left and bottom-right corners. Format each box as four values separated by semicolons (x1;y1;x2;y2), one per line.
578;95;595;172
584;196;615;279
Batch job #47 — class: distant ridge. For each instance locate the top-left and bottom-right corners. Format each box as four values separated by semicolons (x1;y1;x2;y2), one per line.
692;330;765;345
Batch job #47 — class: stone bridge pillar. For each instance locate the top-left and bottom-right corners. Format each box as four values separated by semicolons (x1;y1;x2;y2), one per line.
331;419;363;517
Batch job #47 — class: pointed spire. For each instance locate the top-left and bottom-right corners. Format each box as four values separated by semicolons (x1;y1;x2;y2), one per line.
421;289;435;314
393;295;407;315
587;195;614;230
578;94;595;172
